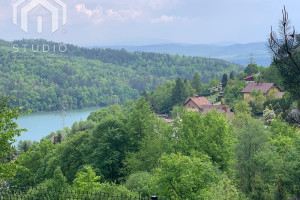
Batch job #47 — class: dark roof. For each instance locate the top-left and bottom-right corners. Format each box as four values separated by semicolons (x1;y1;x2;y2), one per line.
241;83;282;94
184;96;211;108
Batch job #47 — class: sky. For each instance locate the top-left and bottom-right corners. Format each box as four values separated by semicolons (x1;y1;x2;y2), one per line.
1;0;300;46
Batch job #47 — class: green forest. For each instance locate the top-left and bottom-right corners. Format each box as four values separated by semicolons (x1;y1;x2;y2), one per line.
1;7;300;200
0;39;242;112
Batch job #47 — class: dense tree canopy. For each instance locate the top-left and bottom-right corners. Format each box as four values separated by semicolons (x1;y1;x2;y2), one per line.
244;63;259;76
191;72;202;95
3;8;300;199
0;97;27;180
0;39;242;112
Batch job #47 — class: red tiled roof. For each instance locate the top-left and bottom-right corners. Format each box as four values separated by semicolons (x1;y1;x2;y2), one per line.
243;75;253;80
184;96;211;108
241;83;282;94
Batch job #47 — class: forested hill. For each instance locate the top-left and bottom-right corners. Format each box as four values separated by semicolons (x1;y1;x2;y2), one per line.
0;39;243;112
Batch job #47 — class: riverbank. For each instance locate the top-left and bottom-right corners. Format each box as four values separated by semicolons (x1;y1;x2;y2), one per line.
16;107;100;142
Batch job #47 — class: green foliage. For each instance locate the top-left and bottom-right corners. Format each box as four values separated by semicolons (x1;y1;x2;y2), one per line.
73;165;136;198
124;119;172;174
88;104;125;123
47;167;69;190
89;117;128;182
206;174;247;200
125;172;152;197
262;64;283;89
0;39;241;112
244;63;259;76
249;90;266;115
266;88;279;100
234;117;280;199
208;78;220;88
190;72;202;95
263;109;276;121
0;97;28;180
221;73;228;88
126;97;157;152
149;78;194;114
31;167;69;192
25;167;69;199
148;82;175;113
13;139;54;186
223;80;246;107
234;100;252;115
230;71;235;80
41;132;91;183
268;119;300;198
70;120;95;135
73;165;101;192
172;77;188;106
171;106;185;119
6;91;300;199
184;79;195;98
264;92;293;115
172;110;234;171
17;140;34;153
268;11;300;100
148;153;220;200
124;100;172;174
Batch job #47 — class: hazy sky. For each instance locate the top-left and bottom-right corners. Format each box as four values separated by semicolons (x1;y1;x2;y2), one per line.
1;0;300;45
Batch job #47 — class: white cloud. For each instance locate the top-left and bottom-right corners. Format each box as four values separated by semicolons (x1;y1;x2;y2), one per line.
75;4;94;17
151;15;176;23
75;3;142;24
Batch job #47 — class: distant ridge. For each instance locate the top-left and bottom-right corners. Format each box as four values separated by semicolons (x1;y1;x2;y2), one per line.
0;38;242;112
93;42;272;67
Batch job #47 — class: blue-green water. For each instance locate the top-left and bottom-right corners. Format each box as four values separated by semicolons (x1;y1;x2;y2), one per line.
16;107;100;142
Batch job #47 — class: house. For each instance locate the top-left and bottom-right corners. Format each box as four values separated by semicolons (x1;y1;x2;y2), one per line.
243;75;255;83
184;96;212;111
199;105;232;118
184;96;232;118
241;82;284;101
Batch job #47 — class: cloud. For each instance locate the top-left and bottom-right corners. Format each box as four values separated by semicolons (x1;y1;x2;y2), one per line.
75;3;141;24
151;15;178;23
75;4;94;17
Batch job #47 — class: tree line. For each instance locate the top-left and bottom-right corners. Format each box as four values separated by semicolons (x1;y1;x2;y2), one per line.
0;39;241;112
1;7;300;199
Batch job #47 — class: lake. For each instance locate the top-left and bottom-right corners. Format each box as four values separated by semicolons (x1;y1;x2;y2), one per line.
15;107;100;142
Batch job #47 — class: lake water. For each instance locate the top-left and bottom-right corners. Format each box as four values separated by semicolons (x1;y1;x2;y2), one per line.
16;107;100;142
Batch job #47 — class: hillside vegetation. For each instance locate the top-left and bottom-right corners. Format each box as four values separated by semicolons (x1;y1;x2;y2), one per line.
0;39;242;111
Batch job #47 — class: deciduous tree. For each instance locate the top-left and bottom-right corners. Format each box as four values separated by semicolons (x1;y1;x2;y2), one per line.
0;97;27;180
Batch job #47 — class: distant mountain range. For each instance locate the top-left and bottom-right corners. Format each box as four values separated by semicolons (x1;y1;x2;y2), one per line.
94;42;272;67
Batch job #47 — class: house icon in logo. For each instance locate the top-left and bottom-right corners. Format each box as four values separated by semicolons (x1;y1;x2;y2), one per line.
13;0;67;33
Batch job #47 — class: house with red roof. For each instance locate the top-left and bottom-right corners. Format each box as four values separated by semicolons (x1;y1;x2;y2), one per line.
184;96;232;118
184;96;212;111
243;75;255;83
241;82;284;101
